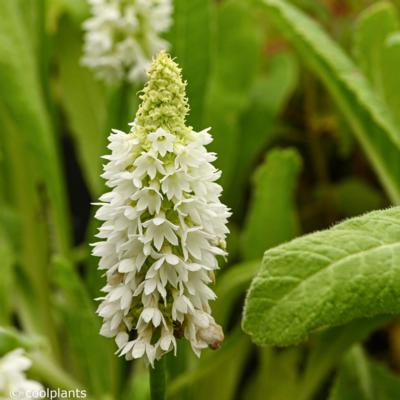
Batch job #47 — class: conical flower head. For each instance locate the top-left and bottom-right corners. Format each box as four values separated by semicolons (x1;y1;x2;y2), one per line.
82;0;173;84
92;51;230;366
135;50;190;137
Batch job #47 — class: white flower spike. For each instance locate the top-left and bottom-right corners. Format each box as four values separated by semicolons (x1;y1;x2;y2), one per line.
0;349;43;399
82;0;173;84
93;51;230;366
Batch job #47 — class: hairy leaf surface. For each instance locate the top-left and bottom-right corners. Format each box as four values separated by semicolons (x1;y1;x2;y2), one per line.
243;207;400;346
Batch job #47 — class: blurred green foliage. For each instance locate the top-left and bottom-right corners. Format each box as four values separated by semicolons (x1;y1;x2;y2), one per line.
2;0;400;399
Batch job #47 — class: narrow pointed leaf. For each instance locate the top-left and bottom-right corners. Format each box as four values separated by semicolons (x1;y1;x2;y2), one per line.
260;0;400;204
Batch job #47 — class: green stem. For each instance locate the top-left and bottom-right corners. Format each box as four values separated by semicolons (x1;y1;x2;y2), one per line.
150;359;166;400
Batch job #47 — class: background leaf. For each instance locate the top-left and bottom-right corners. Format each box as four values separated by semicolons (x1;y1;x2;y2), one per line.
170;0;213;129
241;147;302;260
56;16;107;197
0;0;70;253
232;52;299;214
260;0;400;204
329;345;400;400
204;0;262;197
353;1;399;92
52;256;116;397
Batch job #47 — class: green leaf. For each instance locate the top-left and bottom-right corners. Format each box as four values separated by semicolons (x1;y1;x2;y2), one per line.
0;0;70;253
0;327;43;356
170;0;213;129
242;207;400;346
52;256;115;396
260;0;400;204
56;16;107;197
353;2;400;132
243;347;301;400
214;260;260;328
0;107;60;355
298;316;390;400
317;178;384;218
241;148;302;260
329;345;400;400
167;328;251;400
354;1;399;91
329;346;374;400
204;0;262;193
0;230;15;324
232;52;299;214
381;31;400;126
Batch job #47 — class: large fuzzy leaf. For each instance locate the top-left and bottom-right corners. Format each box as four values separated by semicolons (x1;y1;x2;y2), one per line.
242;207;400;346
260;0;400;204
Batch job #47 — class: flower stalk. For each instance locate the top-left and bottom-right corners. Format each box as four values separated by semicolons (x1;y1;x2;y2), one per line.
149;358;166;400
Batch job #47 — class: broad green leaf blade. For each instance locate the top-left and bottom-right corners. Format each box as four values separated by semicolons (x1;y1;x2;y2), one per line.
242;207;400;346
354;1;399;91
241;148;302;260
56;16;107;197
170;0;213;129
204;0;262;194
261;0;400;204
329;345;400;400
